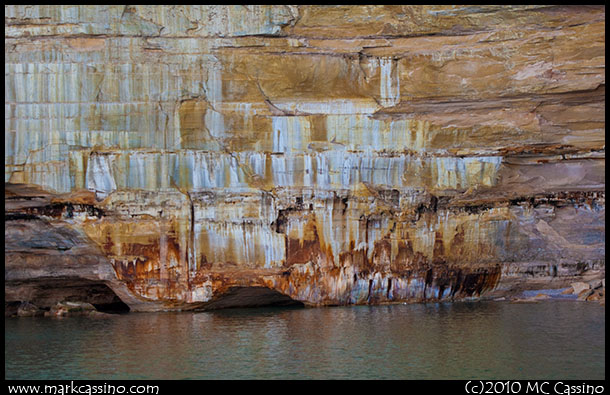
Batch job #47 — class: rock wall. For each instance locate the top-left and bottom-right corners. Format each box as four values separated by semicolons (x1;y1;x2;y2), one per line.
5;5;605;311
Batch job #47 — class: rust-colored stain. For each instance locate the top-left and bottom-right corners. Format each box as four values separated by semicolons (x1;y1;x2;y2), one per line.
5;179;605;311
82;197;509;307
55;188;599;308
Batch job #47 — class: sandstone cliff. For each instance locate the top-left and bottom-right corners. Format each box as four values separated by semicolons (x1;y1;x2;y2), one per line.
5;5;605;311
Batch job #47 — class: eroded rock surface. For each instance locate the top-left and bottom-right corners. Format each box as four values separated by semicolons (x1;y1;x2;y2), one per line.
5;5;605;311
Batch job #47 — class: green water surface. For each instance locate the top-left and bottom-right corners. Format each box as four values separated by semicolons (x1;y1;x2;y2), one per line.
5;300;605;380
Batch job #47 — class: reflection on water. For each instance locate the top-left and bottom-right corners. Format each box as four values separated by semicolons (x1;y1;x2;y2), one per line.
5;301;605;380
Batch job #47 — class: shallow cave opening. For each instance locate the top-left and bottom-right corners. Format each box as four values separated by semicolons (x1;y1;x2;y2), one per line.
92;296;131;314
5;278;130;315
201;286;305;310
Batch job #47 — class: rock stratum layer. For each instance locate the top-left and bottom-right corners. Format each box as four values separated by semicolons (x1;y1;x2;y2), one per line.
5;5;605;311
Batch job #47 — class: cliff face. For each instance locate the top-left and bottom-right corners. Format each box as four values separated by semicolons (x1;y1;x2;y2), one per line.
5;5;605;311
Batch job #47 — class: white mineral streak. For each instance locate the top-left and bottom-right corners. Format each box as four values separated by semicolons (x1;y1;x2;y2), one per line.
272;116;312;153
5;44;502;194
378;57;400;107
86;153;116;198
198;222;285;268
5;5;294;38
81;151;502;192
203;60;225;138
267;115;433;152
273;99;380;115
278;202;514;268
98;185;515;292
325;116;427;151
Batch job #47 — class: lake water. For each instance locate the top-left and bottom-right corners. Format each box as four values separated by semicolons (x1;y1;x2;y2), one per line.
5;300;605;380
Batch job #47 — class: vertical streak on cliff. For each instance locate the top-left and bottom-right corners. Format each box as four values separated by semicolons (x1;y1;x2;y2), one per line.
188;190;196;275
379;57;400;107
159;210;168;282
